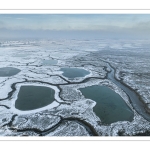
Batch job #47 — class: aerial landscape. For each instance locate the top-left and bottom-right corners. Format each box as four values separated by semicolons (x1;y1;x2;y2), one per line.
0;14;150;136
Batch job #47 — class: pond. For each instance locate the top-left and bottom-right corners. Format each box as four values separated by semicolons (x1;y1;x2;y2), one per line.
13;53;29;57
0;67;21;77
15;86;55;111
42;59;58;66
79;85;134;124
60;68;90;79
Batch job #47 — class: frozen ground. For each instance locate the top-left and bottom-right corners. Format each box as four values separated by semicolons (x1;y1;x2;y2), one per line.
0;39;150;136
94;40;150;113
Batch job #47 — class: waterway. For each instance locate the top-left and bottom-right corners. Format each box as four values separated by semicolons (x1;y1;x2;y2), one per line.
106;62;150;121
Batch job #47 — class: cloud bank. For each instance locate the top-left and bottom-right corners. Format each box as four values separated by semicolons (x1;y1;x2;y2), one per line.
0;14;150;39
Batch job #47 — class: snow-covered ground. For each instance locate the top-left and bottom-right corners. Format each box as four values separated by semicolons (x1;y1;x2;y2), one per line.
96;40;150;112
0;39;150;136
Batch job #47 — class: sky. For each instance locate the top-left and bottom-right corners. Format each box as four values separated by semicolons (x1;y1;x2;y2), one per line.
0;14;150;39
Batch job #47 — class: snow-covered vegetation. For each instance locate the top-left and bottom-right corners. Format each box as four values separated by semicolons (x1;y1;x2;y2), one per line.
0;39;150;136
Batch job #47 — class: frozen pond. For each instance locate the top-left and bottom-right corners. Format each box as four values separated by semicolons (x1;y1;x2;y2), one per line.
42;59;58;66
15;86;55;111
1;39;150;136
0;67;20;77
79;85;134;124
13;53;29;57
60;68;90;79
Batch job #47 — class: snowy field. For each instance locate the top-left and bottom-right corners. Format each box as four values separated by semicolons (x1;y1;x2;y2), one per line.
96;40;150;113
0;39;150;136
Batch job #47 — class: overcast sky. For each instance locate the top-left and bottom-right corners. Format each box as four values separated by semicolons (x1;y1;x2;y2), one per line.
0;14;150;39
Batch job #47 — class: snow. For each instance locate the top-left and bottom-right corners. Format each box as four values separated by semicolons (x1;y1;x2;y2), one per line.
10;83;61;115
46;121;90;136
0;39;150;136
0;78;25;99
12;113;61;132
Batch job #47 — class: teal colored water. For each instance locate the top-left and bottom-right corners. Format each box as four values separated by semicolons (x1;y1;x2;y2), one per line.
42;59;58;65
60;68;90;79
79;85;134;124
13;53;29;57
15;86;55;111
0;67;20;77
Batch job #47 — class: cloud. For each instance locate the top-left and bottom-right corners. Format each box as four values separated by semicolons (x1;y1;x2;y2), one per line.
134;21;150;30
1;14;150;39
0;21;5;28
16;18;25;20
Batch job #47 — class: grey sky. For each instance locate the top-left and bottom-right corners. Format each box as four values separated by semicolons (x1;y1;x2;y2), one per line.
0;14;150;39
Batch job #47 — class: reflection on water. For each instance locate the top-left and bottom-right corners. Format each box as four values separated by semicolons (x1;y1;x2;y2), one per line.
15;86;55;111
79;85;134;124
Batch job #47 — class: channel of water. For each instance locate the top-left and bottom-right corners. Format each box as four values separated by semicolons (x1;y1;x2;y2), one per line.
106;62;150;121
